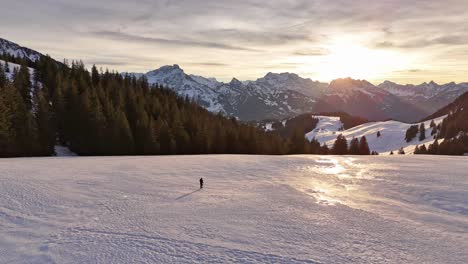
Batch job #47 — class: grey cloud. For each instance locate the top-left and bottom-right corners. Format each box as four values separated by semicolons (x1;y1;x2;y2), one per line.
90;30;257;51
376;35;468;49
86;60;130;66
188;62;229;67
2;0;468;82
195;28;316;46
393;69;425;73
293;49;329;56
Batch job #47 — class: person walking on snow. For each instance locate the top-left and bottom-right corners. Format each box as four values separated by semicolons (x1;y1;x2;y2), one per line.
199;178;204;189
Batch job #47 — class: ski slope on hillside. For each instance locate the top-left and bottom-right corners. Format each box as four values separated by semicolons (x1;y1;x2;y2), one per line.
1;155;467;263
306;115;446;154
305;116;344;141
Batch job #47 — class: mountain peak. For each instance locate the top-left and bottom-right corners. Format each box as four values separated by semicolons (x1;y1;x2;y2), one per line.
147;64;184;76
263;72;300;80
230;77;242;84
381;80;397;85
0;38;43;62
329;77;374;90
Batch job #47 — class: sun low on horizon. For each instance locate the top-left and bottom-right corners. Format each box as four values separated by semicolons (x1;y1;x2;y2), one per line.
285;36;415;83
1;0;467;84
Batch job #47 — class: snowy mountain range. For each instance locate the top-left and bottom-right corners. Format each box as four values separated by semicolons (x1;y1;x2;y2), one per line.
135;65;466;122
378;80;468;115
2;37;468;123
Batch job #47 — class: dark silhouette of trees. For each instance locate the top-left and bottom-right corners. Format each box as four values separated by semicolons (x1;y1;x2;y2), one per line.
348;138;360;155
405;125;419;142
359;136;371;155
332;134;348;155
419;123;426;141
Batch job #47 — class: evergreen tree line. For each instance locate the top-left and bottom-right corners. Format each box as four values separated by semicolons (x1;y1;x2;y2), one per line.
0;61;54;156
405;123;430;142
317;112;368;129
330;135;371;155
0;55;375;157
414;136;467;156
416;108;468;155
1;57;299;156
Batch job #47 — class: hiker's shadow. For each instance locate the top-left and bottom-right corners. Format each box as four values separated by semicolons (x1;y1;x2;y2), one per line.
175;189;201;200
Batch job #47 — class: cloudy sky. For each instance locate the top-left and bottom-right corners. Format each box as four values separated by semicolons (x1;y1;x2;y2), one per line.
2;0;468;84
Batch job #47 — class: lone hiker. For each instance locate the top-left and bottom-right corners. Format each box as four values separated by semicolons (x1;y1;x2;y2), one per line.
199;178;204;189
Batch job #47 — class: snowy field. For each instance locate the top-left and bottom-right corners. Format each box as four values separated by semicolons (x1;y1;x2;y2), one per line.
1;155;467;263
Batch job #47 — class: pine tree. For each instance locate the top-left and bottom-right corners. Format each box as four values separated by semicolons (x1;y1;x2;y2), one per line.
398;147;405;155
358;136;371;155
13;63;33;110
34;87;55;155
348;137;360;155
419;144;427;154
0;63;7;87
332;134;348;155
320;143;330;155
289;128;308;154
419;123;426;141
428;139;439;154
4;82;38;156
377;131;381;138
309;138;321;154
0;83;13;156
91;65;100;86
405;125;419;142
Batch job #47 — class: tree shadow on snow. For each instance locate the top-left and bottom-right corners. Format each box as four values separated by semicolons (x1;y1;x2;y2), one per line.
175;189;201;200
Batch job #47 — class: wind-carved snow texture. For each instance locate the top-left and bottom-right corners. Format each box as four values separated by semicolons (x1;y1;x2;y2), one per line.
306;115;447;154
0;155;467;263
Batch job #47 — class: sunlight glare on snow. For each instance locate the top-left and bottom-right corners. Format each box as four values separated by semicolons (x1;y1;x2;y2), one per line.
316;157;351;179
297;156;377;207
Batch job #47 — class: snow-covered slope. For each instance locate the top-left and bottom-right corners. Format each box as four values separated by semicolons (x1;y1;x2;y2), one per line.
307;115;447;154
1;155;466;263
305;116;344;140
0;38;43;61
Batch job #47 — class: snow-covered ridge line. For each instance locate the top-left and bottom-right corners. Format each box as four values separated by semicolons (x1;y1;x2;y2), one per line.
0;38;43;62
306;115;447;154
130;65;467;122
